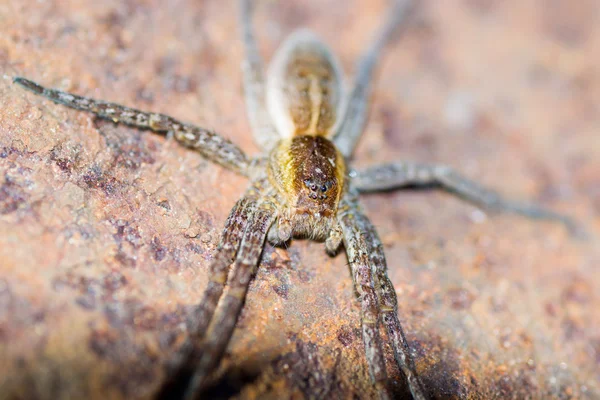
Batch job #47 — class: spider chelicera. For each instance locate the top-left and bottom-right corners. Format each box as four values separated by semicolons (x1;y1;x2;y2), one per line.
14;0;578;398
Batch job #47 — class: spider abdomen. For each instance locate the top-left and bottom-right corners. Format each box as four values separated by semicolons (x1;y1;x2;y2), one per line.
266;29;344;138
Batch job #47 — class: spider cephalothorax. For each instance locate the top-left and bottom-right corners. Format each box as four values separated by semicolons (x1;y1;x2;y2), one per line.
268;135;346;243
14;0;578;399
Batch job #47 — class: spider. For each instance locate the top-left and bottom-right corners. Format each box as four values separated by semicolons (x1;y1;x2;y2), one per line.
14;0;579;398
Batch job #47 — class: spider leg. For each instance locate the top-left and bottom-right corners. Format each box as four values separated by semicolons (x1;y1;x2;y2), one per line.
239;0;281;151
338;199;390;400
333;0;413;157
155;196;257;399
350;201;428;400
353;161;582;235
183;202;276;399
188;197;256;342
13;77;250;175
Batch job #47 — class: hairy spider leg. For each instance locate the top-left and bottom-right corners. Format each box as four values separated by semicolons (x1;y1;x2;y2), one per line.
240;0;281;151
13;77;250;175
155;200;258;399
184;204;276;399
337;199;390;400
187;197;258;338
353;161;582;236
333;0;413;157
349;200;428;400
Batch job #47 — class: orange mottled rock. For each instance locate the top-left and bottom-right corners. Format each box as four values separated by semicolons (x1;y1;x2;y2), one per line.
0;0;598;399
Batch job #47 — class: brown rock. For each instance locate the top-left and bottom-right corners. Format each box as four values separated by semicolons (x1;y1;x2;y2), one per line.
1;0;598;399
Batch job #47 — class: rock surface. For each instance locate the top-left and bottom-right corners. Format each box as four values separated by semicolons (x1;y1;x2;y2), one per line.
0;0;599;399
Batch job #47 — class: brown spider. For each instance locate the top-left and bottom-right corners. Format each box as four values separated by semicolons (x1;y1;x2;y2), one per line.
14;0;578;399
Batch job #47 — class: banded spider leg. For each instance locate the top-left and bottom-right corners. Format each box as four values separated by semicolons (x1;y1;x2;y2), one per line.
157;182;276;399
13;77;250;175
338;191;428;400
353;162;583;236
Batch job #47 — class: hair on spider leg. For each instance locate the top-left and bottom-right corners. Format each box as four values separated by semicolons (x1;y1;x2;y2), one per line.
13;0;584;398
353;162;589;239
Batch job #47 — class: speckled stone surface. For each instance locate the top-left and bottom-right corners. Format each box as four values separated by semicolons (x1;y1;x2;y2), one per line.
0;0;598;399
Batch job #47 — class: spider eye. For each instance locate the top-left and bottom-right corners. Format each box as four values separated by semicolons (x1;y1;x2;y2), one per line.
320;185;327;192
310;184;317;191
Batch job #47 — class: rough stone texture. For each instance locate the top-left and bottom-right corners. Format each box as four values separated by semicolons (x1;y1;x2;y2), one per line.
1;0;599;399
